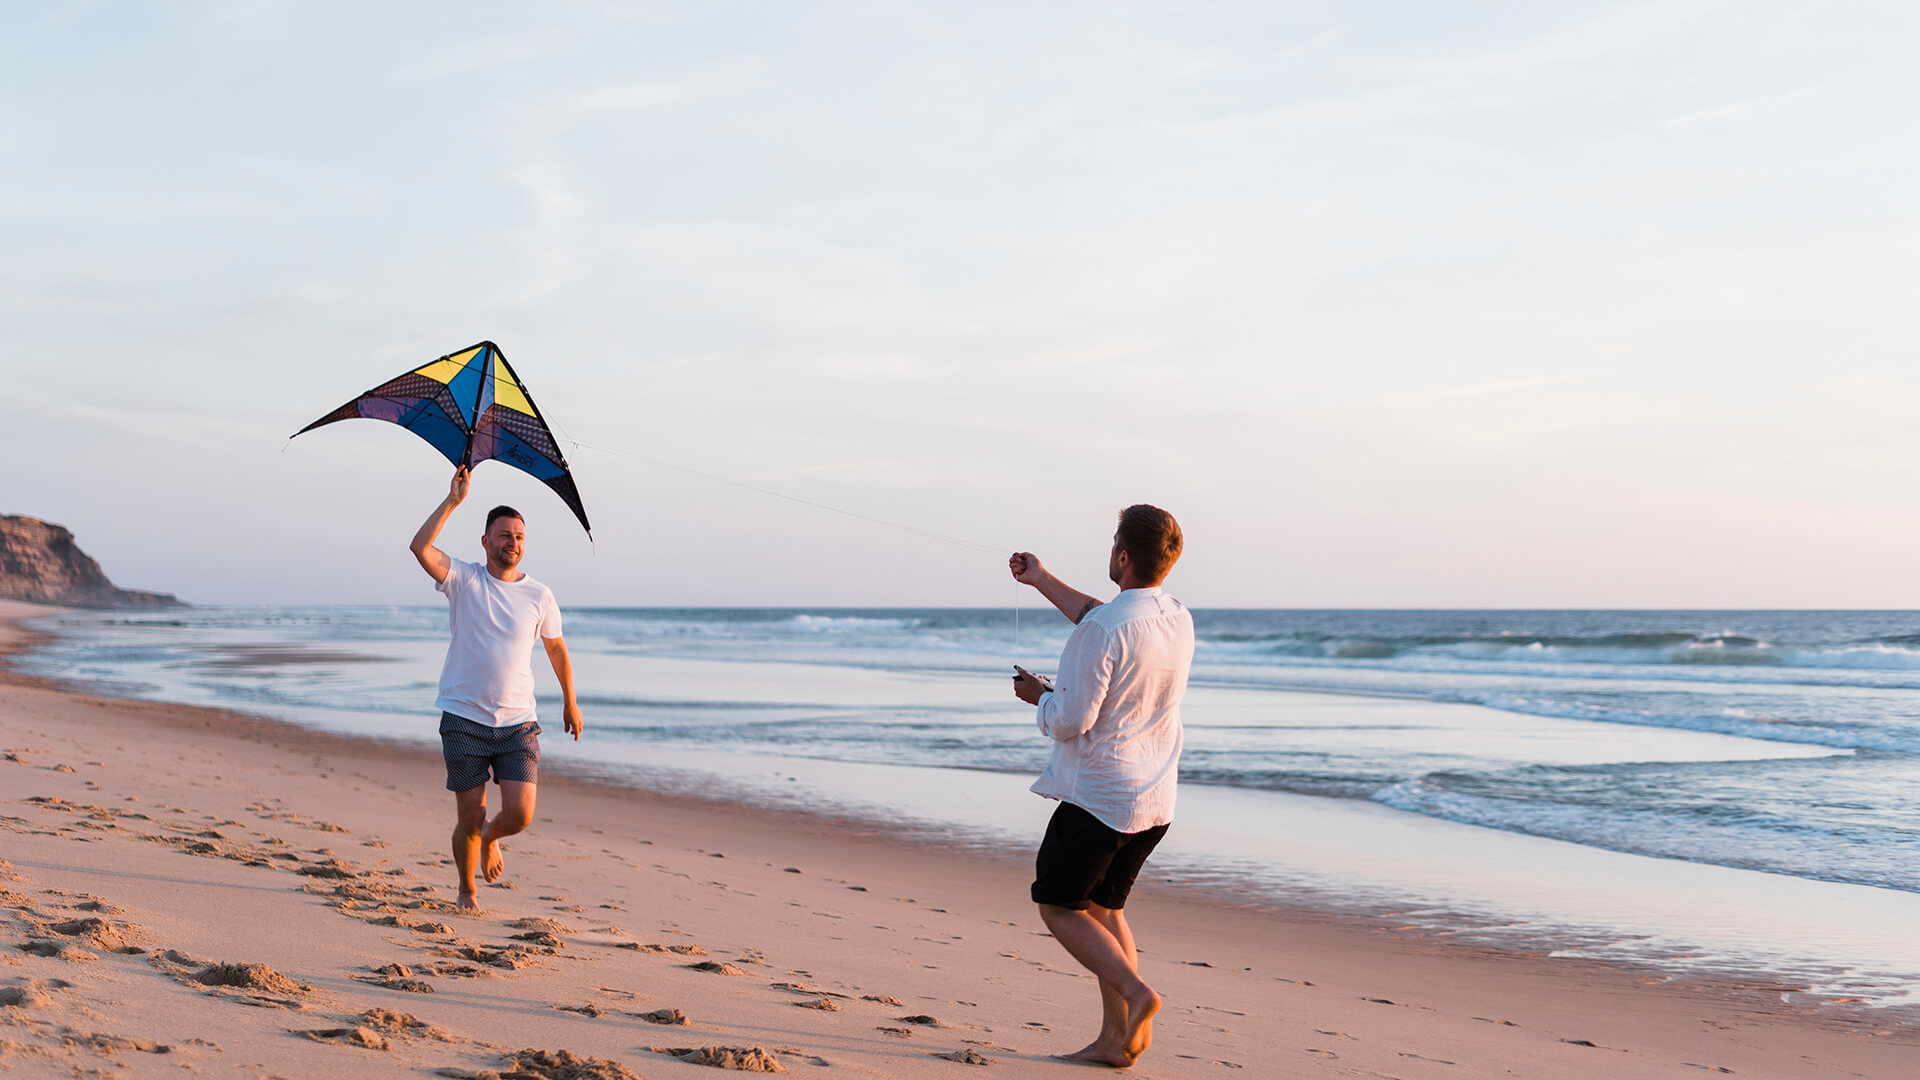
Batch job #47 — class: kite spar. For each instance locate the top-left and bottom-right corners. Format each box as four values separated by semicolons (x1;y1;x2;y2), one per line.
293;342;592;536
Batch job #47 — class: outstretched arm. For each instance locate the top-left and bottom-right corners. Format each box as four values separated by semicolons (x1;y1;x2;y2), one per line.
411;467;469;584
542;636;583;741
1009;552;1103;624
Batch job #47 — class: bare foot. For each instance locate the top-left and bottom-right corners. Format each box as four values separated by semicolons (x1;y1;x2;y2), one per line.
457;890;482;914
481;838;505;883
1055;1043;1136;1068
1122;987;1161;1061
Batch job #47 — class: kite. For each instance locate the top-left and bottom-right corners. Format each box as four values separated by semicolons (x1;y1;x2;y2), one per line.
294;341;591;535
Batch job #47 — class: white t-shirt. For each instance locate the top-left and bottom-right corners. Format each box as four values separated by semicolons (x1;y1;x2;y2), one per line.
434;558;563;728
1030;587;1193;834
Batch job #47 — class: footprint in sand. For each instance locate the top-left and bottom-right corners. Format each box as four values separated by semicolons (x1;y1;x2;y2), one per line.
431;944;542;970
508;916;572;933
685;961;747;976
52;1032;172;1057
356;1008;455;1043
0;978;68;1009
441;1048;643;1080
610;937;702;953
423;962;486;978
356;974;436;994
194;962;307;993
48;916;137;953
296;1026;389;1051
177;960;312;1008
17;939;92;960
650;1046;785;1072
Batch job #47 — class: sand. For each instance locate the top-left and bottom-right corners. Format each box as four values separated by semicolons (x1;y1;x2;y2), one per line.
2;598;1917;1078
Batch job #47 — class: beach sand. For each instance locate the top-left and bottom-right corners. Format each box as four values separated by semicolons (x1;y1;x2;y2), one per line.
2;600;1916;1078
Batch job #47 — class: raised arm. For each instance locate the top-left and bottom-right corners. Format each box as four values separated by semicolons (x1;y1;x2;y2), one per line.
542;636;583;741
410;466;469;584
1009;552;1103;624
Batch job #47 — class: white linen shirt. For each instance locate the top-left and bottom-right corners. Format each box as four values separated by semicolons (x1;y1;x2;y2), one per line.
1030;586;1194;834
434;558;563;728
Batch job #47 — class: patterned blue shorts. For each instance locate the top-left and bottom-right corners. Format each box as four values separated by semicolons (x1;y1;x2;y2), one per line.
439;712;541;792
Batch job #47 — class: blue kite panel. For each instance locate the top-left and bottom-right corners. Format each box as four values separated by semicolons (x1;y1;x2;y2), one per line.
446;357;484;427
371;398;467;464
489;428;567;480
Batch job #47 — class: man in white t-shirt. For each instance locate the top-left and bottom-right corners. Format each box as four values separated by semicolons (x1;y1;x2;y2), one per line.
1009;504;1192;1069
411;466;583;913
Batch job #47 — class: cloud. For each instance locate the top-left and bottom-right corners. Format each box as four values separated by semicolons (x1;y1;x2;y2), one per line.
1662;87;1817;129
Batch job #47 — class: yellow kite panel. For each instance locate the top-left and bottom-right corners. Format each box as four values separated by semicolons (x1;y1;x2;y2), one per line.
417;346;483;384
494;373;535;415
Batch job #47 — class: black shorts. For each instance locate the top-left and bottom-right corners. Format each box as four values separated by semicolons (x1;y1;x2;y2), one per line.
1031;801;1169;911
439;712;541;792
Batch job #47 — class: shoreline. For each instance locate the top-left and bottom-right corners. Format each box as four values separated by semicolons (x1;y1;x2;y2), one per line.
8;599;1916;977
4;599;1919;1077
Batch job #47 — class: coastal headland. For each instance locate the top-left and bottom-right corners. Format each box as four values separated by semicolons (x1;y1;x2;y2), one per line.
2;599;1915;1078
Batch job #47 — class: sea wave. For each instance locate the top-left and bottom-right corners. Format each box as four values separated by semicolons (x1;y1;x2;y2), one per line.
1197;630;1920;672
1374;761;1920;894
1437;689;1920;755
788;614;925;630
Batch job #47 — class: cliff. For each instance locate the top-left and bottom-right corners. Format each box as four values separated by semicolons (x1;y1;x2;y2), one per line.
0;515;185;609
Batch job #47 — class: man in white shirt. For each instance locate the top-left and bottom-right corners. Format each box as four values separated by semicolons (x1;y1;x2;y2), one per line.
412;466;583;912
1011;504;1192;1069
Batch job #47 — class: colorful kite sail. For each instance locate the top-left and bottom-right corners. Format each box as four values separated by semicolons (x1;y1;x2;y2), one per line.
294;342;591;535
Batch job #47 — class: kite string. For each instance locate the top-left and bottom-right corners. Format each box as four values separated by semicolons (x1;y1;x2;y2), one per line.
1013;572;1021;669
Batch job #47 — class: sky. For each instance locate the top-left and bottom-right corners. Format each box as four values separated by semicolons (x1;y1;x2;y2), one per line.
5;1;1919;608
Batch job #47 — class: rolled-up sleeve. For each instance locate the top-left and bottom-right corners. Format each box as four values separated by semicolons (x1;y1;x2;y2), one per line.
1036;620;1115;741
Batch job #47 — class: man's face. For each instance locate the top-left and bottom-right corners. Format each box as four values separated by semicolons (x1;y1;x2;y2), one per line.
483;516;526;571
1108;534;1125;586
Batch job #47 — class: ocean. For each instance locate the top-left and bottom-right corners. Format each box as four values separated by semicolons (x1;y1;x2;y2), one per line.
18;605;1920;1000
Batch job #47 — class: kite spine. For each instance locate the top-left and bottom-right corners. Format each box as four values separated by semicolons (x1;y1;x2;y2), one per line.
461;343;490;470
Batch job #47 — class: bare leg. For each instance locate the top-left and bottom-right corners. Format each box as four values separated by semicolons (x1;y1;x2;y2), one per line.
1040;903;1161;1068
480;781;536;884
451;785;488;912
1067;904;1136;1059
